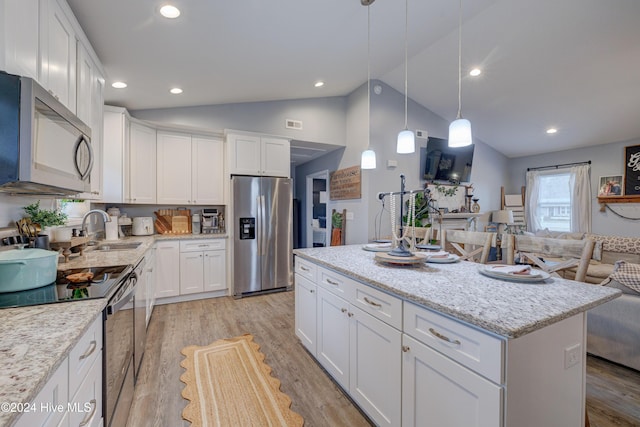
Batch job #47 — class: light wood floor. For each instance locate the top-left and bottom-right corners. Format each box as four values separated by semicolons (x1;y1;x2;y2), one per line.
128;291;640;427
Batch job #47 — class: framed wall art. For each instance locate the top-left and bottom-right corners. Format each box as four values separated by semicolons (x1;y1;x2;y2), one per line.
624;144;640;196
598;175;623;196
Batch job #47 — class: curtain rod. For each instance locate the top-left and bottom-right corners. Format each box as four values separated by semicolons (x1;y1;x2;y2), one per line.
527;160;591;172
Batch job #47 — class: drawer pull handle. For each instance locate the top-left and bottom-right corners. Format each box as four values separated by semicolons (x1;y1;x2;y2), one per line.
79;340;97;360
341;308;347;313
300;265;309;271
402;345;410;352
428;328;461;346
79;399;97;426
326;278;339;286
363;297;382;308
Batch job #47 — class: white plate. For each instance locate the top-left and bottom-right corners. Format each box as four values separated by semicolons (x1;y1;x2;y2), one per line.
478;265;551;283
363;243;392;252
423;254;460;263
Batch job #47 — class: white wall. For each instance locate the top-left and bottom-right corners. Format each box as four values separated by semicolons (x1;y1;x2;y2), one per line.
507;138;640;237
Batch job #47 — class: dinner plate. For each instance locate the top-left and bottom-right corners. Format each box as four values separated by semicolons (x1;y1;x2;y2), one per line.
363;243;393;252
478;265;551;283
422;254;460;263
415;244;442;251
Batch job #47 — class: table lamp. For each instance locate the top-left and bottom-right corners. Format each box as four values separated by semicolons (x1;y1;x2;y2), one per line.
492;210;514;234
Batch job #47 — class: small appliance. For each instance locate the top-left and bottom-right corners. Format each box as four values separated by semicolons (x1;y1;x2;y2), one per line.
132;217;154;235
201;209;219;234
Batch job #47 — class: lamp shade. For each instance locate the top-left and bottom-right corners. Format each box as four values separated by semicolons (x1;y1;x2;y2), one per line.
361;149;377;169
492;210;514;224
396;129;415;153
448;118;473;147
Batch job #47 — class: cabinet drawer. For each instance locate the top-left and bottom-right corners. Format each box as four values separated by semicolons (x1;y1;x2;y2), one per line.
69;315;103;394
404;302;504;384
294;257;317;282
180;239;226;252
69;353;103;427
317;265;355;301
353;282;402;330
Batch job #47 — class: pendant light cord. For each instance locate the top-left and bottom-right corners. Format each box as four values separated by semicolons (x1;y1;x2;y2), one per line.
367;4;371;146
456;0;462;120
403;0;408;129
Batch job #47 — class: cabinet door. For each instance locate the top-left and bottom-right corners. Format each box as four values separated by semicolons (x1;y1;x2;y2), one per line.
89;70;104;198
157;132;192;204
261;137;290;177
102;108;128;203
228;134;261;175
146;247;156;326
155;241;180;298
68;354;103;427
203;250;226;292
295;274;317;355
192;136;224;204
75;42;93;126
316;287;350;390
3;0;39;80
40;0;76;111
401;334;502;427
129;122;157;204
180;252;204;295
349;307;401;427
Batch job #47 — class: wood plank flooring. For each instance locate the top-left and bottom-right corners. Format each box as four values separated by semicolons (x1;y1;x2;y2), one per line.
128;290;640;427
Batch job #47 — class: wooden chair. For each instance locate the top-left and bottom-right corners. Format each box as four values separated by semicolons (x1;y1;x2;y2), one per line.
330;209;346;246
502;234;595;282
441;229;495;264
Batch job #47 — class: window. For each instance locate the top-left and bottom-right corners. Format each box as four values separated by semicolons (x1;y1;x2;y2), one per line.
534;171;571;232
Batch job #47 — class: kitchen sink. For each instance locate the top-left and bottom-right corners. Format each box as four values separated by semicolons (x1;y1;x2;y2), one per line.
93;242;142;251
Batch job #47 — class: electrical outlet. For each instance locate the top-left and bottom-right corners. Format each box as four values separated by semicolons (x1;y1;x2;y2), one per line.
346;212;354;220
564;343;581;369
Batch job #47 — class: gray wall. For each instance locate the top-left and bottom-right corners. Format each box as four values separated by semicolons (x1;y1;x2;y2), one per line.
507;138;640;237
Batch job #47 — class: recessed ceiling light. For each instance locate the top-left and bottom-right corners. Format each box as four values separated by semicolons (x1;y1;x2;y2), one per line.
469;68;482;77
112;81;127;89
170;87;183;94
546;128;558;134
314;81;325;88
160;5;181;18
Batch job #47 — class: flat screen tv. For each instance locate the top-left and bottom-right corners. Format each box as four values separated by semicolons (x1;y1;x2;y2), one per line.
421;137;475;184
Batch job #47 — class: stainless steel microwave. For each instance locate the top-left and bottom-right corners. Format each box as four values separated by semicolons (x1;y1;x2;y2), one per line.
0;71;93;195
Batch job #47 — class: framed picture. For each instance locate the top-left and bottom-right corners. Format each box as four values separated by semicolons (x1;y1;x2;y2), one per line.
624;144;640;195
598;175;623;196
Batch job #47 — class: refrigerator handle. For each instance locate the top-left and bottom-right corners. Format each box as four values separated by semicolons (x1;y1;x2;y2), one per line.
260;195;267;256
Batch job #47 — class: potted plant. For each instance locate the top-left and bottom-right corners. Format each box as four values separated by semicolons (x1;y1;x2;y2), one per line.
330;210;343;246
23;201;68;235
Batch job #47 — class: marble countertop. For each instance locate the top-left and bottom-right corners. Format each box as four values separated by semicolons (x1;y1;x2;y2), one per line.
0;299;106;427
0;233;227;426
294;245;621;339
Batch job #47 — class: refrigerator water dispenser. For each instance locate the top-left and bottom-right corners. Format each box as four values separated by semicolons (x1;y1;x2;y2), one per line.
239;218;255;240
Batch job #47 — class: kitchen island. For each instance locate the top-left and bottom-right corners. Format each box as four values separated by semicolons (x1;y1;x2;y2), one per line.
293;245;620;427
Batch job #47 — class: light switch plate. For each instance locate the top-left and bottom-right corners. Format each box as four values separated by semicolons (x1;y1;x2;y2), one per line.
346;212;354;220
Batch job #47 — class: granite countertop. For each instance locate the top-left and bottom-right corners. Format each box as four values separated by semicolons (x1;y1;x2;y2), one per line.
0;299;106;427
0;233;227;426
294;245;621;339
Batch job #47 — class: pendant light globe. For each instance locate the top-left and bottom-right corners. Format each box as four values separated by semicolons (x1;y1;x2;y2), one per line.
397;129;415;153
448;118;472;147
361;149;377;169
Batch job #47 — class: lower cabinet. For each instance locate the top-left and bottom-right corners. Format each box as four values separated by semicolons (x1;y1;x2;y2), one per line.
179;240;226;295
294;274;317;355
154;240;180;298
16;315;103;427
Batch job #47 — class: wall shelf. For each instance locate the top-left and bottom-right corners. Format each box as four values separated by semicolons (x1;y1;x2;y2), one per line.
597;195;640;212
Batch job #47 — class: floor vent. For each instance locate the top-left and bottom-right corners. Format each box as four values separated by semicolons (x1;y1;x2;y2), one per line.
286;119;303;130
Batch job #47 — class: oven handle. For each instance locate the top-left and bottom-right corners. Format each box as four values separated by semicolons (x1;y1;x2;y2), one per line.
106;273;137;316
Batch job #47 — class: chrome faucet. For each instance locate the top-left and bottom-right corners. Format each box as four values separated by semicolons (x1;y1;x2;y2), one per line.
81;209;111;241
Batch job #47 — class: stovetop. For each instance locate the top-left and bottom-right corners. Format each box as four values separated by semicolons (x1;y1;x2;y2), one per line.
0;265;133;309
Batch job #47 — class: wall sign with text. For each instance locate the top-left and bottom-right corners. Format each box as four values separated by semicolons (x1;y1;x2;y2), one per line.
329;166;361;200
624;144;640;196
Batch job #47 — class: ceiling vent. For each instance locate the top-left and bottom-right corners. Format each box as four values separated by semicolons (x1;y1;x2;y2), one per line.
285;119;303;130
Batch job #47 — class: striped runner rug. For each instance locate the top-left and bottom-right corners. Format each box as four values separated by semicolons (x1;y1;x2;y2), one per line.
180;334;304;427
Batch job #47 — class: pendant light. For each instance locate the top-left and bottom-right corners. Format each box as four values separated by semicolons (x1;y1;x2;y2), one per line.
361;0;377;169
448;0;473;148
396;0;415;154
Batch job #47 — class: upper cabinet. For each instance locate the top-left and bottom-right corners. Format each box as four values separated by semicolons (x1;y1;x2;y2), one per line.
227;133;290;177
157;131;225;205
1;0;40;80
39;0;77;112
128;122;157;204
102;106;129;204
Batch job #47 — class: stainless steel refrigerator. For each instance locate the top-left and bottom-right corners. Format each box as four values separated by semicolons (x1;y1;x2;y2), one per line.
232;176;293;297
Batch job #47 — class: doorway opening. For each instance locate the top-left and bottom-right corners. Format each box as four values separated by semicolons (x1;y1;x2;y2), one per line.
306;170;329;248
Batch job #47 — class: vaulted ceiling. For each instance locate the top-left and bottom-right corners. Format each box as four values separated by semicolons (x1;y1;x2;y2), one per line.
67;0;640;159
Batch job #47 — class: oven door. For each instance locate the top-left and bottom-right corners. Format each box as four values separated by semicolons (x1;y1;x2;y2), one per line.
104;275;136;427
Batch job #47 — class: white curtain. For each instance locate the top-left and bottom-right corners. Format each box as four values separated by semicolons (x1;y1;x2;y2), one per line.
525;170;542;232
569;164;591;233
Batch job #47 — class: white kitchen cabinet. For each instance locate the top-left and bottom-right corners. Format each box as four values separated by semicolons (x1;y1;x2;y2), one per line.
1;0;39;80
102;106;129;203
128;122;157;204
294;274;317;355
15;314;103;427
316;287;351;389
179;239;226;295
402;334;502;427
39;0;77;112
154;240;180;298
146;245;157;326
157;132;225;205
227;133;290;177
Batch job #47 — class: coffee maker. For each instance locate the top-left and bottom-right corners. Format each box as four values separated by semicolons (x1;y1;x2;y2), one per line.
201;209;219;234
